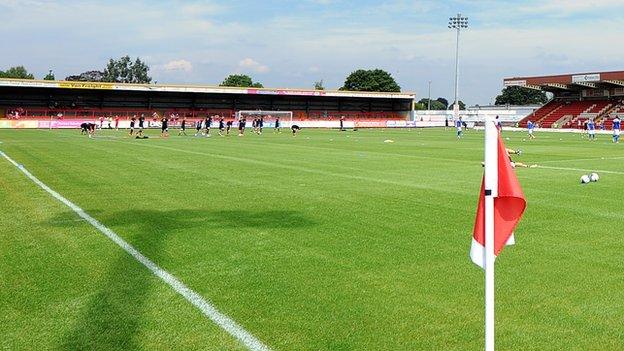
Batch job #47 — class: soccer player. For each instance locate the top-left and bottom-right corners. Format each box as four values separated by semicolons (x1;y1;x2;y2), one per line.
455;117;463;139
238;117;246;136
274;116;281;133
195;119;203;136
613;115;621;143
218;117;225;136
161;115;169;138
339;116;345;131
495;115;502;131
205;115;212;137
114;115;120;130
129;116;136;136
226;119;233;136
291;124;301;136
481;148;536;168
527;120;536;139
80;122;89;135
258;116;264;135
86;123;96;138
587;118;596;141
179;116;187;136
506;148;537;168
252;117;259;134
137;114;145;138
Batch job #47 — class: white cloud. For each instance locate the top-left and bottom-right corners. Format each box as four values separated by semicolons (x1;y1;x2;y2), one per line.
516;0;624;16
162;59;193;72
238;58;269;73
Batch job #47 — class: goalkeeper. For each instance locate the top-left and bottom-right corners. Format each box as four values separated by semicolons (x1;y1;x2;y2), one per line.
481;148;536;168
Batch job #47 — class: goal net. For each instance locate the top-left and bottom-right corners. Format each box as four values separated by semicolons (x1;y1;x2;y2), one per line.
236;110;293;125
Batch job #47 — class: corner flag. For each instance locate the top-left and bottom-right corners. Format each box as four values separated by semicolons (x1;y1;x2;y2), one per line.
470;118;527;351
470;131;526;268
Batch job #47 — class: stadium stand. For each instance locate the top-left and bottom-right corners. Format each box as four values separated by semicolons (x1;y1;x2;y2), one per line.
0;79;414;128
506;71;624;128
1;107;404;121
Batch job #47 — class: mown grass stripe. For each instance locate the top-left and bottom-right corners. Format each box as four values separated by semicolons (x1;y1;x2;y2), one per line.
0;150;272;351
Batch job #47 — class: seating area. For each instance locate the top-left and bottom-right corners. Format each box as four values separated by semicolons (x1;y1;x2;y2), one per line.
2;107;405;121
518;100;563;128
519;99;621;128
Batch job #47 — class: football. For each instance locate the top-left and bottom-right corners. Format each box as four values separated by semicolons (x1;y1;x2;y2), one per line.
589;172;600;182
580;175;591;184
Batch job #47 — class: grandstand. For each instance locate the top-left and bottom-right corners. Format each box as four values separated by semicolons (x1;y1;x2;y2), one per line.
505;71;624;128
0;78;414;128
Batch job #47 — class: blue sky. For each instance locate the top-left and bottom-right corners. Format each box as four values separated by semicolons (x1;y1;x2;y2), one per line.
2;0;624;105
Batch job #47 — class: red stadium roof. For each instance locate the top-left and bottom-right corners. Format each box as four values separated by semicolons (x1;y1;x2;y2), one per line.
503;70;624;91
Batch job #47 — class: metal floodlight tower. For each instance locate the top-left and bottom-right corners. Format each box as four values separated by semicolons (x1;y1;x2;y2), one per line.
448;13;468;119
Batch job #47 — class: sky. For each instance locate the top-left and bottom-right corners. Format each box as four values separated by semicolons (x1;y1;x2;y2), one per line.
2;0;624;105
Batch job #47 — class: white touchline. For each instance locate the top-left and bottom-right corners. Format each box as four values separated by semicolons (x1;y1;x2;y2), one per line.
539;156;624;164
538;165;624;175
0;151;271;351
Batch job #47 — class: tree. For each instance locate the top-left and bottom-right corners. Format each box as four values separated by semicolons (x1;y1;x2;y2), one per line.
220;74;263;88
0;66;35;79
65;70;106;82
495;86;548;105
417;98;446;110
340;69;400;92
448;100;466;110
314;80;325;90
436;97;449;109
43;70;55;80
103;55;151;83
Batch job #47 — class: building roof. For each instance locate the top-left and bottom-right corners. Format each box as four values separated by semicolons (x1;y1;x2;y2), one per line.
503;70;624;91
0;78;415;100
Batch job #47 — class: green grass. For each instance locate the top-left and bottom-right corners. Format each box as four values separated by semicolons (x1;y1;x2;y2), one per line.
0;127;623;350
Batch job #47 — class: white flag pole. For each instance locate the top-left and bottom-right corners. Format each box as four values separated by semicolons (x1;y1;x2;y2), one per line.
483;116;498;351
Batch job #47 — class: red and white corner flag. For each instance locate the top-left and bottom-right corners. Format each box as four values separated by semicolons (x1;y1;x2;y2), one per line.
470;128;527;268
471;118;527;351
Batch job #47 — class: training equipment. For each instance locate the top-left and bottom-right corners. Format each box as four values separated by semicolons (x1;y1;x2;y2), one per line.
589;172;599;182
580;175;590;184
236;110;293;125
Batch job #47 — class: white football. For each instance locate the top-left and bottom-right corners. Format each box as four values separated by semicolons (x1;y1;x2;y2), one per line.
589;173;599;182
580;175;590;184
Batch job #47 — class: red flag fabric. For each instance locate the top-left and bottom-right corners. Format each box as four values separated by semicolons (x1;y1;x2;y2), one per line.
470;133;527;268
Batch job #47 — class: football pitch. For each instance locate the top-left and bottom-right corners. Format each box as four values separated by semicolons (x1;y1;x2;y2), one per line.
1;127;623;350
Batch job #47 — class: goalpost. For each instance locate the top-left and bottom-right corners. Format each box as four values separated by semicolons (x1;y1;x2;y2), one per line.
236;110;293;126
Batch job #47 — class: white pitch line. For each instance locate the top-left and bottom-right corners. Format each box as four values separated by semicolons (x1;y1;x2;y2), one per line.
0;151;271;351
539;156;624;164
537;165;624;175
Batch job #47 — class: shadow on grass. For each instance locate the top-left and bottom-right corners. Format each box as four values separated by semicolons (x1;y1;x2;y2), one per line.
51;208;314;350
49;209;316;231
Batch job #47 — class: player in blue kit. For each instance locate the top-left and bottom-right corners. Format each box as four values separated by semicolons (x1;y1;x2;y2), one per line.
613;116;621;143
587;118;596;141
527;120;536;139
455;117;463;139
